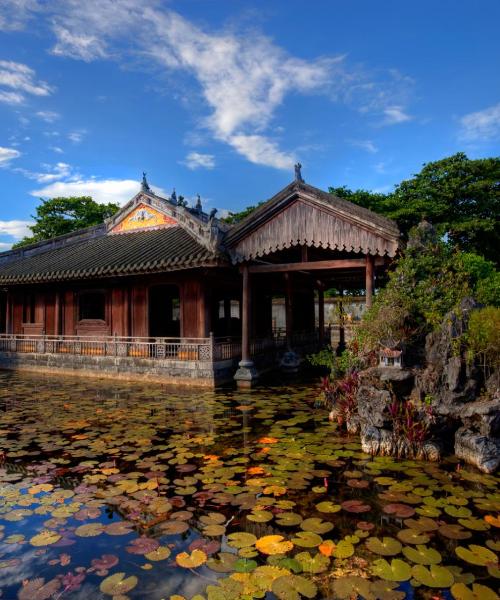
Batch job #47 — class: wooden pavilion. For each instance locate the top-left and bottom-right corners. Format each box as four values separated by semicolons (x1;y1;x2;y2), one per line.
0;169;399;387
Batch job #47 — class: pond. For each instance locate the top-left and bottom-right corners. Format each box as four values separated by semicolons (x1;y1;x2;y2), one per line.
0;371;498;600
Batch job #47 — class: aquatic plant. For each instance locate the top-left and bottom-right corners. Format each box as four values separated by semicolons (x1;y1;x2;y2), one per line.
388;398;435;445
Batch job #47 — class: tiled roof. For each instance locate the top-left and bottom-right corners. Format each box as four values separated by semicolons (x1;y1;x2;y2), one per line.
0;227;224;284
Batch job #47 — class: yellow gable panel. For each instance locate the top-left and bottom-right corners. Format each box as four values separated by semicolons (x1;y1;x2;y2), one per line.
111;204;178;233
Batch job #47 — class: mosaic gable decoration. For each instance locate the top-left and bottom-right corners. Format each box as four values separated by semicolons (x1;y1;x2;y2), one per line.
111;203;177;233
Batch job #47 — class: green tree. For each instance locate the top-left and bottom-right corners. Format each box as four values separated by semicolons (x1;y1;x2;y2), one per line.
330;153;500;263
13;196;119;248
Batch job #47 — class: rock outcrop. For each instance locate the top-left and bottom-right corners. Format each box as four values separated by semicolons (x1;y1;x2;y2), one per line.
355;298;499;473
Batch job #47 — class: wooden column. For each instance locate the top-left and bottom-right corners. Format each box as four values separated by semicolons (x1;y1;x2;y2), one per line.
318;285;325;345
54;291;61;335
5;292;12;334
241;265;251;363
285;273;293;350
365;255;374;309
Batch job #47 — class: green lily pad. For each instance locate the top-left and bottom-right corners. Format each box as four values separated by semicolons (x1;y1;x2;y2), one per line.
411;564;454;588
403;544;442;565
333;539;355;559
233;558;258;572
275;512;303;526
365;537;402;556
271;574;317;600
295;551;329;574
451;583;499;600
291;531;322;548
100;572;138;596
331;577;372;600
316;501;342;513
371;558;412;582
300;517;333;534
455;544;498;567
227;532;257;549
247;510;273;523
397;529;430;545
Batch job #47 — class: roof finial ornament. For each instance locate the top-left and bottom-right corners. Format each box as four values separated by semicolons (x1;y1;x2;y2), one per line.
141;172;151;192
195;194;202;213
209;208;217;221
170;188;177;204
294;162;304;183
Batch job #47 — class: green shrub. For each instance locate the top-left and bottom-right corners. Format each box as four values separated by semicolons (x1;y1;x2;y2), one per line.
466;307;500;374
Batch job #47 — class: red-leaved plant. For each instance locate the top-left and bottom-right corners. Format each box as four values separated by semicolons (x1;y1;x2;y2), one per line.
322;372;359;428
388;398;434;444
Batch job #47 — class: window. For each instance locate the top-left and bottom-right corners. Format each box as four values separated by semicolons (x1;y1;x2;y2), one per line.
79;292;106;321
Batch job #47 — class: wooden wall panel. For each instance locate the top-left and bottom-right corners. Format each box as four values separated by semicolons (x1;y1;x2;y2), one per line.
111;288;129;337
181;279;204;338
45;292;56;335
63;290;76;335
12;292;23;334
131;285;148;337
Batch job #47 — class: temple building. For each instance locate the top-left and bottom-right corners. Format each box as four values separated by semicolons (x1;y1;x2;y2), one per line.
0;169;400;387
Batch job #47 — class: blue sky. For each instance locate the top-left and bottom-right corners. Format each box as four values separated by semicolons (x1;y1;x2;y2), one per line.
0;0;499;249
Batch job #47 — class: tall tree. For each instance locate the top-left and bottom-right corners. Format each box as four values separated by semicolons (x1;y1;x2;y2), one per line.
13;196;120;248
330;153;500;262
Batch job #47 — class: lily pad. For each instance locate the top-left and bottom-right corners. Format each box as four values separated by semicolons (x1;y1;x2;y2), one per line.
227;532;257;549
365;537;402;556
100;572;138;596
371;558;412;582
176;549;208;568
403;544;442;565
316;501;341;513
455;544;498;567
291;531;322;548
451;583;499;600
256;535;293;555
271;574;317;599
29;530;61;546
295;551;329;574
411;564;454;588
397;529;430;545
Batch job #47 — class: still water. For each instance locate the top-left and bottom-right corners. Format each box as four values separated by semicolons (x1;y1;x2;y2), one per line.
0;371;498;600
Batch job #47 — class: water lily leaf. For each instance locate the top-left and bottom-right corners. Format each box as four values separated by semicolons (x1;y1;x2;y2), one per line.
291;531;322;548
455;544;498;567
275;512;303;526
403;517;439;532
126;537;159;555
333;539;355;559
176;549;207;568
271;574;317;599
484;514;500;528
411;564;454;588
383;503;415;518
458;518;490;531
75;523;105;537
331;576;372;599
371;558;412;582
341;500;371;513
256;535;293;555
100;572;137;596
207;552;237;573
17;577;61;600
233;558;257;573
227;532;257;549
28;483;54;495
200;512;226;525
403;544;442;565
397;529;430;545
247;510;273;523
203;524;226;536
160;520;190;535
439;524;472;540
29;530;61;546
445;506;473;518
104;521;134;536
365;537;402;556
369;579;406;600
295;551;329;574
451;583;499;600
316;501;341;513
300;517;333;534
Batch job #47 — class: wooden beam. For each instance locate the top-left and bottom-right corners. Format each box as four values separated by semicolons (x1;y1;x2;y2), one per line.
285;273;293;350
247;257;384;274
318;285;325;345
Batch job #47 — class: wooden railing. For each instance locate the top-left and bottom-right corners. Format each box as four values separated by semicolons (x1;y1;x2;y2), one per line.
0;334;214;361
0;329;326;363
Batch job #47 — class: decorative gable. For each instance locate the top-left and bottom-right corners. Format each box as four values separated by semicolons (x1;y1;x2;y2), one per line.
110;203;178;234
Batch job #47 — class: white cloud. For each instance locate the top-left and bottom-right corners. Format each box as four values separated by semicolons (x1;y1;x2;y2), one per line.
182;152;215;170
0;0;38;31
459;102;500;141
350;139;378;153
228;134;295;169
13;161;75;183
0;60;52;104
49;145;64;153
0;90;24;104
0;242;13;250
0;146;21;164
382;106;411;125
30;178;162;205
51;25;108;62
68;130;86;143
36;110;60;122
0;219;32;239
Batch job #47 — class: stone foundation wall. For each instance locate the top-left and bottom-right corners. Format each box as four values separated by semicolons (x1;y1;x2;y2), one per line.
0;351;238;387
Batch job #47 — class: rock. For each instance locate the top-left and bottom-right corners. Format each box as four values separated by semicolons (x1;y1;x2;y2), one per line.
455;427;500;474
356;385;392;428
459;398;500;437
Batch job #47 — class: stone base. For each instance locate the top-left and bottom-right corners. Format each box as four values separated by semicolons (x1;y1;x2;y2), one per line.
279;350;301;373
455;427;500;474
234;360;259;388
